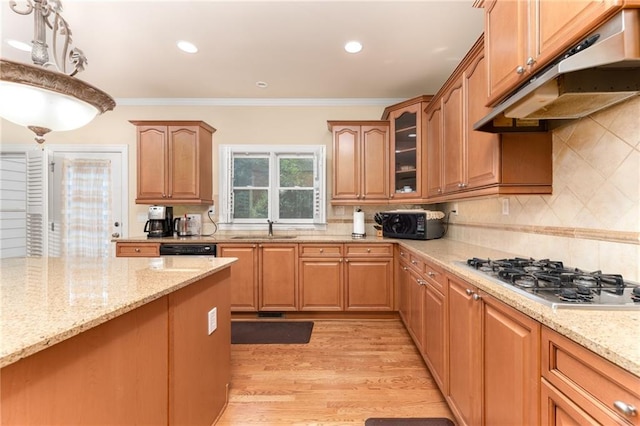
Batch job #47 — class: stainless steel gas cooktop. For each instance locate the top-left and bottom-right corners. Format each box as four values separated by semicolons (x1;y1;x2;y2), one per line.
461;257;640;310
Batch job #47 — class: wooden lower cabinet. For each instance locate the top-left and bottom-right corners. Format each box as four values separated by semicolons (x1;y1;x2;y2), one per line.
259;244;298;311
423;279;446;391
541;326;640;426
447;274;540;426
344;244;394;311
299;244;344;311
218;243;259;311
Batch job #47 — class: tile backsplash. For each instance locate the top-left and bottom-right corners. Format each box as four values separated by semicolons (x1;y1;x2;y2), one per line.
446;96;640;280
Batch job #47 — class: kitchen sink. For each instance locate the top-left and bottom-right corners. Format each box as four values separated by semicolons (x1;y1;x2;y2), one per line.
230;235;297;239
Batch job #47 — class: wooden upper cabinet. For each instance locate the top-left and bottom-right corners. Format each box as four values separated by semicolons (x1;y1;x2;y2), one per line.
425;102;443;198
441;76;465;194
465;44;501;190
382;96;431;203
328;121;389;204
131;120;215;205
423;36;552;202
484;0;623;105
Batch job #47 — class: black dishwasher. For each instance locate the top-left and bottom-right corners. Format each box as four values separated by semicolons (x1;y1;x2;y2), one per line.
159;243;216;256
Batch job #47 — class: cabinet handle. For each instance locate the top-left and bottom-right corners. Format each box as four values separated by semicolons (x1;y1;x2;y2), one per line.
526;56;536;66
472;293;481;301
516;65;526;74
465;289;473;295
614;401;637;417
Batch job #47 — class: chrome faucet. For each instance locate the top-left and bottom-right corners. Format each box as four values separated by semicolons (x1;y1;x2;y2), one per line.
267;220;274;237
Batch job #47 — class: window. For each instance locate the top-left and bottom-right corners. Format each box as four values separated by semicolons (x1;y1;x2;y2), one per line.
219;145;325;229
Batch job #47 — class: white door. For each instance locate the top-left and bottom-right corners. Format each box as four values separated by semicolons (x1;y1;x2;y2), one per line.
48;146;128;257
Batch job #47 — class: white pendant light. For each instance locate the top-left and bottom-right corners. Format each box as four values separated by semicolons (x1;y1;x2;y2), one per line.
0;0;115;144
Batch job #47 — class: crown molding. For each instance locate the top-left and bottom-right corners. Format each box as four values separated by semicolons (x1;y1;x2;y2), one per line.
115;98;405;107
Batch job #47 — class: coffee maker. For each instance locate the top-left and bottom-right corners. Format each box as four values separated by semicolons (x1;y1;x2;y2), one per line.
144;206;173;238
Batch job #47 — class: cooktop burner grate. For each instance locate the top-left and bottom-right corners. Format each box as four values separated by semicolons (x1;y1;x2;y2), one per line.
462;257;639;309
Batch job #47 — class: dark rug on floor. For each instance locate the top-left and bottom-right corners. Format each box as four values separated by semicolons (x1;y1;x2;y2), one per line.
365;418;455;426
231;321;314;344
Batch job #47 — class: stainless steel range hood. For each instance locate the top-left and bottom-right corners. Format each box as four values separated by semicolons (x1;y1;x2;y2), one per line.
475;9;640;133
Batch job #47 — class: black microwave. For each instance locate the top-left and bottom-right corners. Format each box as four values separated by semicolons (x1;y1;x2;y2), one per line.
380;211;444;240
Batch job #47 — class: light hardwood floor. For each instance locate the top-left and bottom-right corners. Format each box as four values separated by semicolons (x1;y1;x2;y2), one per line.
216;319;454;425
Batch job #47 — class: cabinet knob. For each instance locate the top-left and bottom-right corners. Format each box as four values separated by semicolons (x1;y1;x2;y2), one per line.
473;293;481;301
135;248;141;252
162;194;167;198
367;248;371;253
411;260;417;265
458;183;463;188
319;248;324;253
437;188;442;193
400;251;405;256
516;65;525;75
465;288;473;295
614;401;637;417
526;56;536;66
427;271;436;277
390;194;394;198
345;259;349;263
403;266;408;271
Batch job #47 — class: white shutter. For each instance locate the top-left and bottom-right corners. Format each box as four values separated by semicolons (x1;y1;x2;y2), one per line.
0;153;27;258
26;150;46;257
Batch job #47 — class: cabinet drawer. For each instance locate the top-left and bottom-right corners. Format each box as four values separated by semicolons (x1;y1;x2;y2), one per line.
345;243;393;257
116;242;160;257
408;252;425;272
299;244;343;257
541;326;640;425
423;259;445;293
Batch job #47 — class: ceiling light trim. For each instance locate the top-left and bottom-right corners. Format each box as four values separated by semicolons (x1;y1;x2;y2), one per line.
1;59;116;114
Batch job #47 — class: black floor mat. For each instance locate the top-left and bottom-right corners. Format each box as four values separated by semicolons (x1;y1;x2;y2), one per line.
231;321;314;344
365;419;455;426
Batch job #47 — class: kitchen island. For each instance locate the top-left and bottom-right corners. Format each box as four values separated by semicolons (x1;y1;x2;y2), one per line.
0;256;236;425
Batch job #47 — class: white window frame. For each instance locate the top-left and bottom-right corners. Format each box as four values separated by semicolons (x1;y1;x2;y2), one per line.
219;144;326;231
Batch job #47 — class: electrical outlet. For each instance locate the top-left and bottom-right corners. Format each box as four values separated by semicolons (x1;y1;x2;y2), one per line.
208;204;215;215
208;307;217;335
452;203;459;215
502;198;510;215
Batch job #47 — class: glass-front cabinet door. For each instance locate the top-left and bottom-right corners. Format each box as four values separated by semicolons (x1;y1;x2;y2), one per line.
383;96;430;203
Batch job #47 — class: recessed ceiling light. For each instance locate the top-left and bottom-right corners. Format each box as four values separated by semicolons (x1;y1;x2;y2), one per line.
7;39;32;52
256;81;268;89
344;40;363;54
177;40;198;54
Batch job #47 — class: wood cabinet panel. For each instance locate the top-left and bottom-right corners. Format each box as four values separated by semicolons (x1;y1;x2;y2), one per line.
484;0;622;105
259;244;298;311
328;121;389;204
541;378;600;425
426;104;443;198
465;50;501;189
132;120;214;205
482;293;540;426
345;258;393;311
447;277;482;426
1;297;169;425
115;242;160;257
442;77;465;194
299;258;344;311
423;283;446;391
541;326;640;425
169;269;231;426
345;243;393;257
218;244;259;311
299;244;343;257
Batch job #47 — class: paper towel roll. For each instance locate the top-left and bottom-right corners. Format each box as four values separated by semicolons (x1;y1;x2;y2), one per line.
353;210;365;236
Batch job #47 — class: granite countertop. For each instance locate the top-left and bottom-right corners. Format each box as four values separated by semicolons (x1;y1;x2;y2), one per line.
0;256;236;368
116;234;640;377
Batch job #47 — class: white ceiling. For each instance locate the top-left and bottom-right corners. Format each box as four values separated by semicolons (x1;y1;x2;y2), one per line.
0;1;485;102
